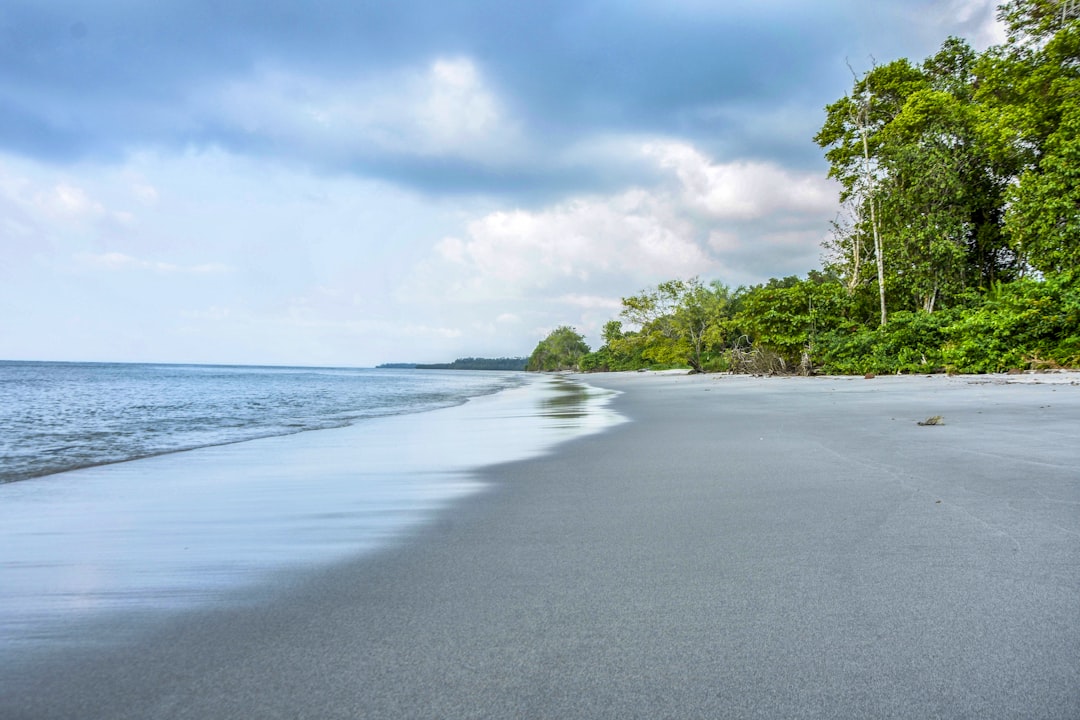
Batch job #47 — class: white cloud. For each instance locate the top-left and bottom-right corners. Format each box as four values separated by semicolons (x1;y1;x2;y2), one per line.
4;136;843;364
436;236;468;264
946;0;1007;48
708;230;741;252
5;158;131;220
17;180;134;228
42;183;106;218
557;294;624;310
427;187;714;299
422;59;503;150
132;183;159;205
413;139;837;308
0;162;147;270
401;323;463;340
644;141;836;220
208;56;520;164
77;252;228;274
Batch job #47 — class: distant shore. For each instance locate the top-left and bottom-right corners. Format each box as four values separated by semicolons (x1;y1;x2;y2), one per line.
577;366;1080;384
4;371;1078;718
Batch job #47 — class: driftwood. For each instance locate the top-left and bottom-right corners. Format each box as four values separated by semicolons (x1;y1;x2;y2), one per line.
728;337;787;375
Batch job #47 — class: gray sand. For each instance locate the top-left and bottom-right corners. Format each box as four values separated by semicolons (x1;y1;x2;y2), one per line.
3;372;1079;719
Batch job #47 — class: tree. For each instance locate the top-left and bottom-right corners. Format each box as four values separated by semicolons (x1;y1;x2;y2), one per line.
616;278;731;373
997;0;1080;46
526;326;591;371
819;39;1017;316
579;2;1080;376
733;274;849;370
1006;97;1080;273
980;6;1080;274
877;86;979;312
816;59;925;324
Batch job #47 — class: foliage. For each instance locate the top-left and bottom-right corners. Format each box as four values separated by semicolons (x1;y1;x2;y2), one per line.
526;326;591;371
561;3;1079;376
940;274;1080;371
812;274;1080;374
816;37;1022;320
732;273;850;370
815;310;955;374
579;322;656;372
977;7;1080;275
414;357;528;370
612;278;733;373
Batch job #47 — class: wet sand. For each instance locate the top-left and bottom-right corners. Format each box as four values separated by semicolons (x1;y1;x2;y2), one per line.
3;372;1079;719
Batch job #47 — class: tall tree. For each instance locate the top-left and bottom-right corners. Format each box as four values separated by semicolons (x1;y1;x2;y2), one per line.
617;278;731;373
819;38;1017;315
526;326;591;371
981;3;1080;274
816;59;926;324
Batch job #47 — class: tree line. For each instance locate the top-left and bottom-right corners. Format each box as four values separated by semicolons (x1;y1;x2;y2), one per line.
378;358;528;371
530;0;1079;375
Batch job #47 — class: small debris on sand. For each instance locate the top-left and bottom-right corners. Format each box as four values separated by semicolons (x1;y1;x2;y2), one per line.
918;415;945;426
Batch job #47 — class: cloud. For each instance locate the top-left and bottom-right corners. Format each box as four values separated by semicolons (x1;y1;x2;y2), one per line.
203;56;520;168
412;140;837;311
0;0;1009;365
0;0;1008;204
39;183;106;218
0;161;146;270
557;294;624;310
132;182;158;205
6;177;133;228
77;252;228;274
944;0;1007;48
644;141;837;220
430;187;714;296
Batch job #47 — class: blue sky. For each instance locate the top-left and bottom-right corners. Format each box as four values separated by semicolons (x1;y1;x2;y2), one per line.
1;0;1004;366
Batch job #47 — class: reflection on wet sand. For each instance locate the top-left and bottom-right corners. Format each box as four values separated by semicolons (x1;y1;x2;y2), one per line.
0;374;625;651
538;377;600;423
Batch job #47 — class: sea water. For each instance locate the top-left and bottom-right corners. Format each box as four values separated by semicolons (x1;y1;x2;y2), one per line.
0;362;623;649
0;361;527;483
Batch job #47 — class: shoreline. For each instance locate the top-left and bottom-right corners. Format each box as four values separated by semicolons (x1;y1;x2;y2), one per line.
3;372;1078;718
574;366;1080;383
0;364;533;486
0;374;622;651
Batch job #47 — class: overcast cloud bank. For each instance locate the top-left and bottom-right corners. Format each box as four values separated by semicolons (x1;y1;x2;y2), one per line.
0;1;1005;365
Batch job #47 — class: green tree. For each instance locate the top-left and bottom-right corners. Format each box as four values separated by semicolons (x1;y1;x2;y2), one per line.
617;278;732;373
526;326;591;371
979;6;1080;274
818;38;1016;317
733;274;850;370
1006;97;1080;273
816;58;927;325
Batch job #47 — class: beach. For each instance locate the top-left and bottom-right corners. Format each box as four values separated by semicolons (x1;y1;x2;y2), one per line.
3;371;1079;719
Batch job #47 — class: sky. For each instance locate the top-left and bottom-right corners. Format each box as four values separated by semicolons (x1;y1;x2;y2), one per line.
0;0;1006;366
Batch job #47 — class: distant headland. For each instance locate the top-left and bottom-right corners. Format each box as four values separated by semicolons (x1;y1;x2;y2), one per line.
377;357;528;371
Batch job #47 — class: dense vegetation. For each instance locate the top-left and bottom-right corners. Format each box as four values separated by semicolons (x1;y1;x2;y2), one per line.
378;358;528;370
417;357;528;371
560;1;1079;375
526;327;591;371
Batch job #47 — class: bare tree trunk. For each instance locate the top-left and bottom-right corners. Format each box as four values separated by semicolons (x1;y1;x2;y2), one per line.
850;224;862;291
922;282;938;313
862;131;887;327
848;61;887;327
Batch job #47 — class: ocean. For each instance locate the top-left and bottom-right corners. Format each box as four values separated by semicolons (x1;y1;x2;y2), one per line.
0;362;623;648
0;361;528;484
